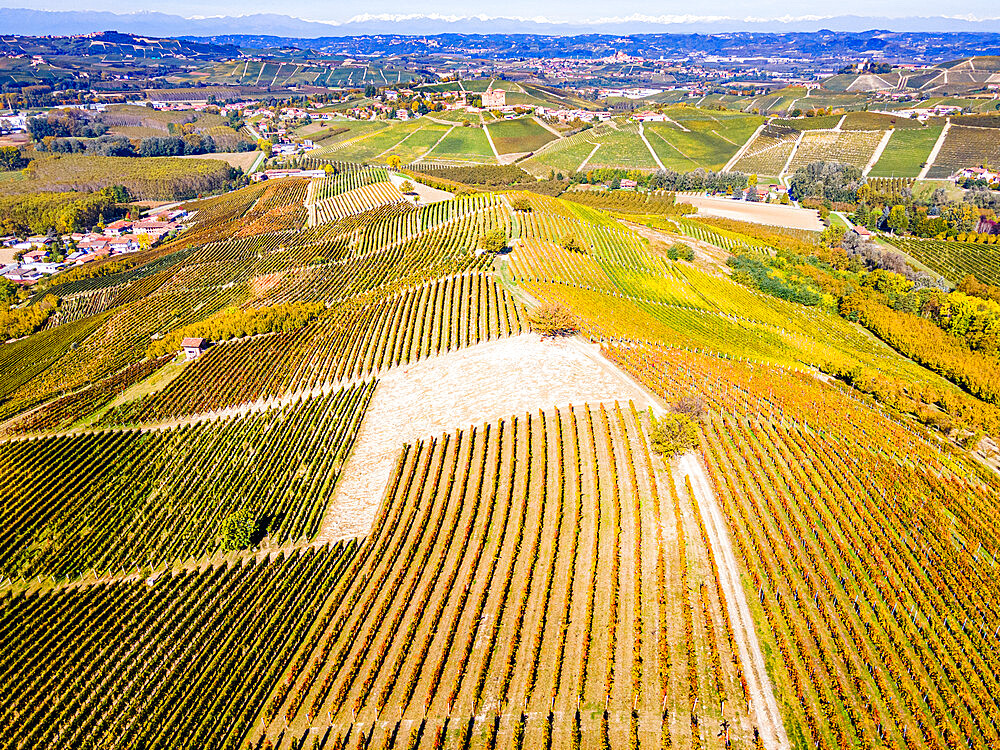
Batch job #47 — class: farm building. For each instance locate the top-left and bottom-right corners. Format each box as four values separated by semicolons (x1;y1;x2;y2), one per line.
181;338;208;360
481;89;506;108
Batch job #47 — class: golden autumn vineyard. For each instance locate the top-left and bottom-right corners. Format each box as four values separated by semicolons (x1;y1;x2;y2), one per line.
2;162;1000;750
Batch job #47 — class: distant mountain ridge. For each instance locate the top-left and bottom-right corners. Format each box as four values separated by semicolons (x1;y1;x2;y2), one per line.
2;6;1000;39
194;32;1000;61
0;28;239;59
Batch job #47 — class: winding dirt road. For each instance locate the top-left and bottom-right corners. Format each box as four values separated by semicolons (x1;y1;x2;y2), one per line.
678;451;790;750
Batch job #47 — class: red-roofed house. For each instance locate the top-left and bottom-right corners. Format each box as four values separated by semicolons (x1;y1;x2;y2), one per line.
181;337;208;360
104;220;132;236
109;236;141;254
134;220;171;238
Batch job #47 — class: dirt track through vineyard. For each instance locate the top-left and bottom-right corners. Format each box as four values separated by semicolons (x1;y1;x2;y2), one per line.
318;333;658;542
678;451;791;750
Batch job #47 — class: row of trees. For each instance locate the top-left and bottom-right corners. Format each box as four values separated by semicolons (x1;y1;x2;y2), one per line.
576;167;749;193
781;160;1000;239
788;161;864;204
0;146;29;171
0;294;58;342
42;133;244;157
853;201;981;237
27;110;107;140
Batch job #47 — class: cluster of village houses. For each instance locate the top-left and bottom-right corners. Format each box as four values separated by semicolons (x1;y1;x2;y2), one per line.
0;209;187;286
954;166;1000;186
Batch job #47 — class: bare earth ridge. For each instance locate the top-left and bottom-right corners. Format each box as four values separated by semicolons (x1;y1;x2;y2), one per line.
317;332;657;542
679;451;791;750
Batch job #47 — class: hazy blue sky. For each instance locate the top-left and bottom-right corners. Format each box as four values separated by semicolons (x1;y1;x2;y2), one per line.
3;0;997;24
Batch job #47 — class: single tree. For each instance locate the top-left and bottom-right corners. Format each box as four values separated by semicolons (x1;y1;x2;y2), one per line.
887;204;909;234
560;235;583;252
479;229;507;253
218;508;257;551
527;303;579;337
649;413;699;457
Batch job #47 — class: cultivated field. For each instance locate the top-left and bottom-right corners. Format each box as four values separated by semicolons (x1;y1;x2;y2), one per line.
486;117;559;155
680;195;825;231
180;150;260;170
2;158;999;750
868;126;943;178
926;125;1000;178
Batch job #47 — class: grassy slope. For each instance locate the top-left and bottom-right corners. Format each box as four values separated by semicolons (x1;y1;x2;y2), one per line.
645;112;762;172
583;130;659;171
486;117;558;155
384;125;453;164
868;126;944;178
329;120;425;163
425;125;496;162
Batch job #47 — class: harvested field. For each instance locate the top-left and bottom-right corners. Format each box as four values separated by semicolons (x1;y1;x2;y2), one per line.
681;194;824;230
179;151;260;170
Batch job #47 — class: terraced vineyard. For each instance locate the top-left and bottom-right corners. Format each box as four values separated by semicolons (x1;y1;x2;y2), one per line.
506;219;927;380
610;343;1000;750
3;160;1000;750
311;166;388;201
0;383;373;581
97;273;523;423
881;235;1000;286
786;129;884;171
674;218;775;254
2;544;360;750
309;122;390;160
560;190;680;215
311;180;410;224
729;126;799;176
926;125;1000;177
264;404;751;749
